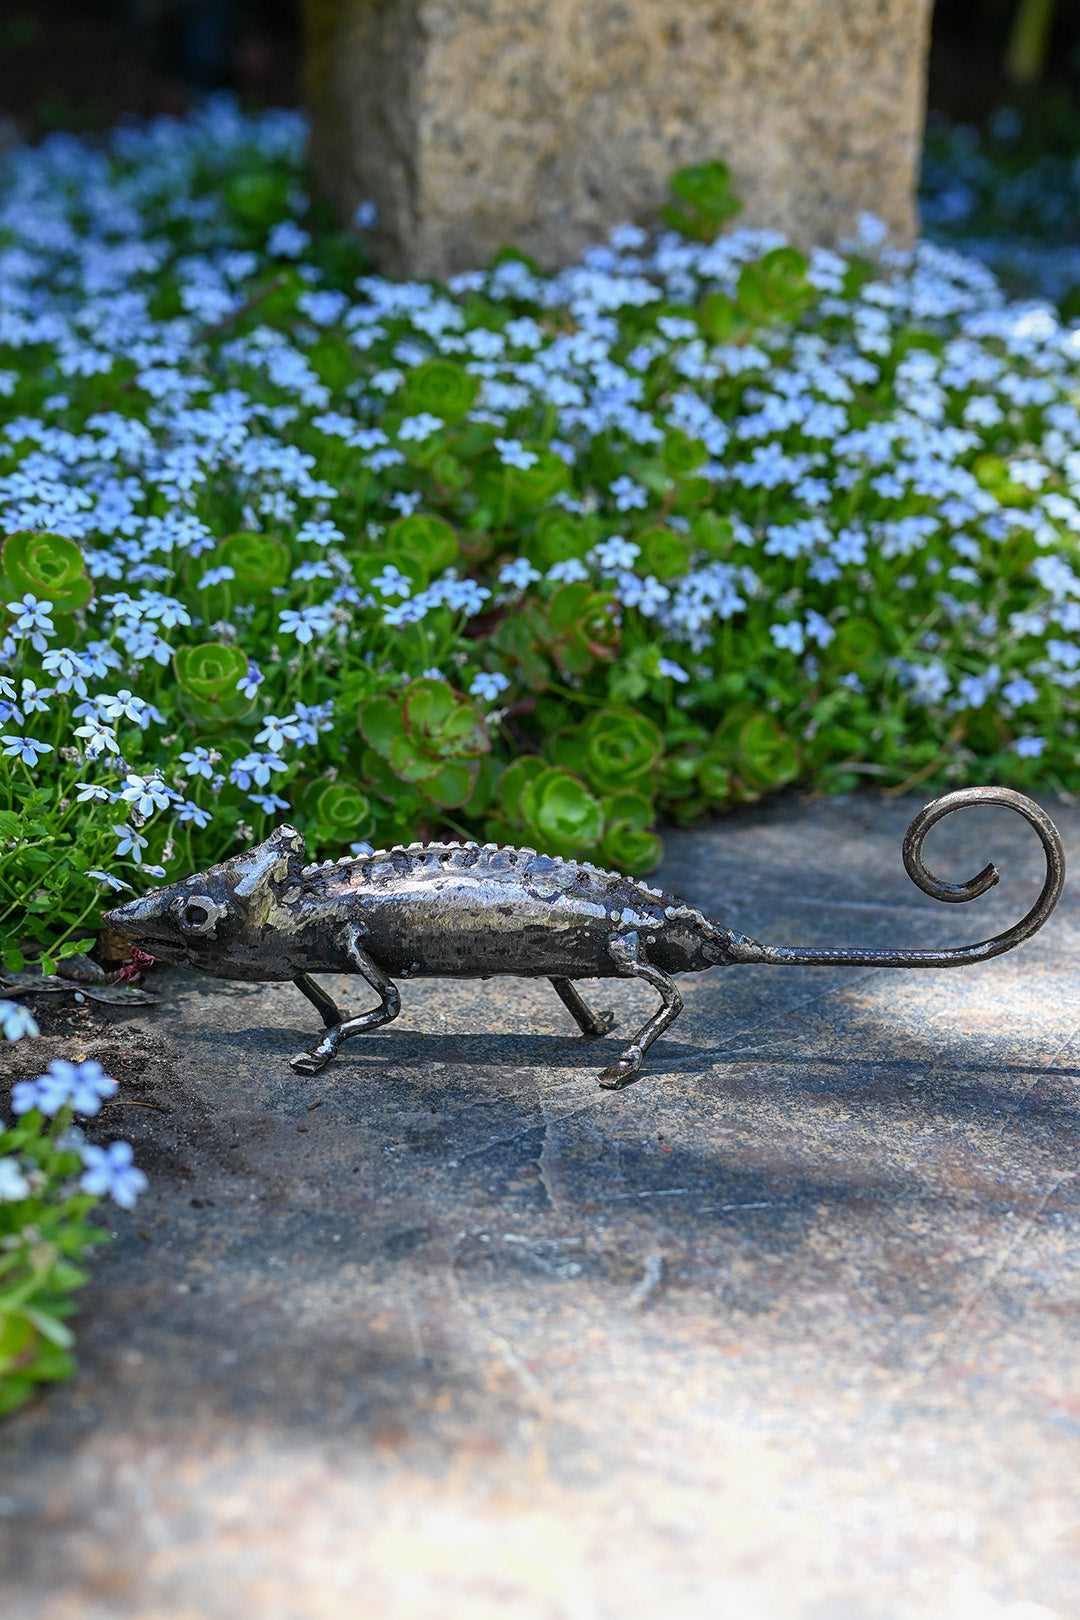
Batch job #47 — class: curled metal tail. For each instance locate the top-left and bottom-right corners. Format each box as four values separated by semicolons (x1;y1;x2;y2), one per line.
727;787;1066;969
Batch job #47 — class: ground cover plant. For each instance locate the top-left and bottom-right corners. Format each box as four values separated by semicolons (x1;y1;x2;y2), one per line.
922;99;1080;306
0;1056;145;1414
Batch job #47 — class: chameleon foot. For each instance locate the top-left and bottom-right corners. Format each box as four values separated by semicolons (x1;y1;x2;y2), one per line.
290;1027;342;1075
597;1045;644;1090
585;1008;616;1039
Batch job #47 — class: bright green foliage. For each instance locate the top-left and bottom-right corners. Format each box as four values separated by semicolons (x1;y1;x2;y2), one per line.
174;644;255;725
360;678;491;810
661;160;742;242
1;532;94;616
0;1111;106;1416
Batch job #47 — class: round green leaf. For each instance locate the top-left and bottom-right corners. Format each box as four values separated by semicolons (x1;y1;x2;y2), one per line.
172;645;252;722
420;759;480;808
473;448;570;513
828;617;883;676
358;694;403;759
388;514;459;574
733;715;800;791
402;678;490;760
499;757;546;821
636;527;692;580
217;531;293;593
303;778;374;840
662;431;707;476
583;708;664;790
401;360;478;424
526;510;590;570
601;824;663;874
697;753;733;801
520;767;603;854
388;732;443;783
2;531;93;613
175;642;249;701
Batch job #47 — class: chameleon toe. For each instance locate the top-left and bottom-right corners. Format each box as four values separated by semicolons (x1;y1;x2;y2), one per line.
290;1051;330;1075
597;1058;639;1089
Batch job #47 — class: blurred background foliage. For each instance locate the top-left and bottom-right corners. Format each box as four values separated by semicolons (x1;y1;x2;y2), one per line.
0;2;1077;139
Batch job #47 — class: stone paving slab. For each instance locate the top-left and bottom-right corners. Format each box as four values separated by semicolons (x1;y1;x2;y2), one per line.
2;793;1079;1620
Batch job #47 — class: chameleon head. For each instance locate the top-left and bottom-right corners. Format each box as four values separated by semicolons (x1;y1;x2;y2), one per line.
102;824;308;979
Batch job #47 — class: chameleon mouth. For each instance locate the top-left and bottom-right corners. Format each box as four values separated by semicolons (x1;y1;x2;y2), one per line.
101;896;178;953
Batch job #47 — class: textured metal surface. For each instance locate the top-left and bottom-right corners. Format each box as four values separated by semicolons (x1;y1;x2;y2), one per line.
4;791;1080;1620
104;788;1066;1086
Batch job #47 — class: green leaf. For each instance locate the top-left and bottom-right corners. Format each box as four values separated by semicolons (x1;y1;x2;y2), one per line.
173;643;253;724
358;695;403;758
827;617;884;677
498;758;546;821
662;430;707;476
215;531;293;593
526;510;590;570
387;733;443;784
388;514;459;574
402;679;490;759
662;160;742;241
401;360;478;424
21;1305;75;1350
301;778;373;841
520;767;603;855
419;759;480;808
636;527;692;580
583;708;664;790
1;531;93;613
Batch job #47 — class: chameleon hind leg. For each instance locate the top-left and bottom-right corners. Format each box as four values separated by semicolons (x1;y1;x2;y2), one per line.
597;932;683;1091
549;977;615;1039
290;928;401;1076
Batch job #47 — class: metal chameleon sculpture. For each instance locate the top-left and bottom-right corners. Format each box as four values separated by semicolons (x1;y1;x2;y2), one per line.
103;786;1065;1089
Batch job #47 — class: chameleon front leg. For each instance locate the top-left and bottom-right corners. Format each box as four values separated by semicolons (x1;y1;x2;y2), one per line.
549;976;615;1039
597;932;683;1091
289;927;401;1076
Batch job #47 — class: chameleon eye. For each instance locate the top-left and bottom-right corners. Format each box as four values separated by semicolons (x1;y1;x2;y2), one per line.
175;894;224;936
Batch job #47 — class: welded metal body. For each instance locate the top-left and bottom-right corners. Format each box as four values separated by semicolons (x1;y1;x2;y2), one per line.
104;787;1066;1089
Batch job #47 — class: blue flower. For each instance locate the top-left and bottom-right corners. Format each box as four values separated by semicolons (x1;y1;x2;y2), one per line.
770;621;806;655
177;801;213;828
79;1140;148;1209
657;658;689;683
279;605;335;644
609;475;649;512
119;773;176;816
113;824;149;861
179;746;217;780
0;1158;30;1202
497;559;541;590
236;660;265;700
398;413;445;442
267;221;311;259
6;594;56;650
469;671;511;703
494;437;538;470
87;869;133;892
12;1058;118;1117
0;1001;38;1042
1;735;54;768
